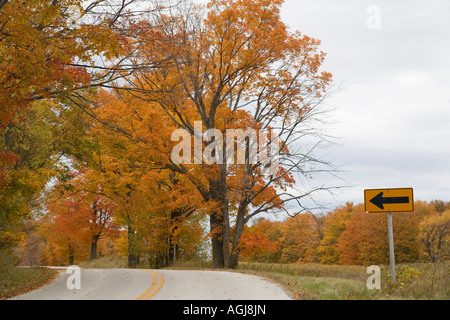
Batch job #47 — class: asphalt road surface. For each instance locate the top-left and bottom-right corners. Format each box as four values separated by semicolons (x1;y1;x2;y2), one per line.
10;268;292;300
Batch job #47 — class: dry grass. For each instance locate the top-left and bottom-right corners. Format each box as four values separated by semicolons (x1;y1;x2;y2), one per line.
0;267;58;300
236;261;450;300
78;255;128;269
236;262;374;300
381;262;450;299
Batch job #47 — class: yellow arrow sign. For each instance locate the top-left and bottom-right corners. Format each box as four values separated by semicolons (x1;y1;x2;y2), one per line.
364;188;414;213
169;224;181;237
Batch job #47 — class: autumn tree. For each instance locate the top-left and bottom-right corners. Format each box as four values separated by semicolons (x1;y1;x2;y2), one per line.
418;210;450;262
229;200;450;266
125;0;334;268
0;101;59;263
60;170;120;260
0;0;123;151
0;0;140;267
39;168;120;265
336;202;426;265
91;90;206;267
40;196;91;265
317;202;356;264
278;213;324;263
53;86;208;267
238;218;281;262
430;200;450;213
15;222;47;266
2;0;338;269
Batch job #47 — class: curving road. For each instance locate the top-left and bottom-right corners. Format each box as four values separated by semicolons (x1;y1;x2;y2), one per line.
10;268;292;300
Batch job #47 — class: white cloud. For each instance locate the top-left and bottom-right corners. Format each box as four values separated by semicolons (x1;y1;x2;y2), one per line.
280;0;450;209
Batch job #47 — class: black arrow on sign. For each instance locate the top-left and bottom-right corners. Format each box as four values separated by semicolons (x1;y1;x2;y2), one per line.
171;226;179;234
370;192;410;210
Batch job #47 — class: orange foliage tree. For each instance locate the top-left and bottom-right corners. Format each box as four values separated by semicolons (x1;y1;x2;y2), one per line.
40;195;92;265
317;203;357;264
52;86;207;267
336;202;428;265
40;169;120;265
238;218;281;262
0;0;121;175
239;200;446;266
90;90;206;267
0;0;133;265
124;0;334;268
279;213;324;263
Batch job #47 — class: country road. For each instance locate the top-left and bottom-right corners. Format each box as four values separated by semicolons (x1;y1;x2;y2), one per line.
10;268;292;300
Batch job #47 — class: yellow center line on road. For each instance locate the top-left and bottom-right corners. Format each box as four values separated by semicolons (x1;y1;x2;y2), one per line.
135;270;164;300
143;271;164;300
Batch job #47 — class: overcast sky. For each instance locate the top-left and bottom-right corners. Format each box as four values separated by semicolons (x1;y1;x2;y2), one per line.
278;0;450;210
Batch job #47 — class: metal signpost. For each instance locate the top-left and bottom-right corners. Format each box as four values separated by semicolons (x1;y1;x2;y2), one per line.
364;188;414;283
386;211;396;282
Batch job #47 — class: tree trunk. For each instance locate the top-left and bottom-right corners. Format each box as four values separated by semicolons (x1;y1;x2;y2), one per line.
220;163;230;268
208;163;229;269
227;138;254;269
90;236;99;260
229;205;247;269
228;251;240;269
68;244;75;266
127;224;140;268
210;211;225;268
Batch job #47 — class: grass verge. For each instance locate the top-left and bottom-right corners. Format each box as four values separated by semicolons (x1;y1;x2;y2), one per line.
236;262;375;300
0;267;59;300
78;255;128;269
236;261;450;300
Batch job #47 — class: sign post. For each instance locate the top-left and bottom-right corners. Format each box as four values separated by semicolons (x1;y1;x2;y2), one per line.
387;212;396;283
364;188;414;283
169;224;181;265
173;242;176;265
